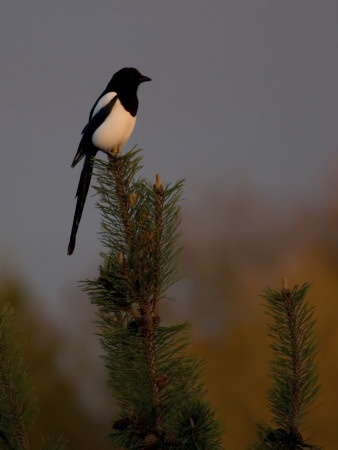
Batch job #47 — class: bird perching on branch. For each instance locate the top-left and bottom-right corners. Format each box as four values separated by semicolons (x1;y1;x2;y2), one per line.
67;67;151;255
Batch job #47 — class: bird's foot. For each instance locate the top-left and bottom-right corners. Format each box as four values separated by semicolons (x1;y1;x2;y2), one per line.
102;147;122;159
107;145;122;157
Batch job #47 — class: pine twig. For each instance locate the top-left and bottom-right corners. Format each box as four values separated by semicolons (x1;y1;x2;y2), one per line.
0;305;36;450
100;152;165;436
251;281;321;449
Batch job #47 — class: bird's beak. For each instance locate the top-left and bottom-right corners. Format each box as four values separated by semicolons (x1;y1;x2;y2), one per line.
138;75;151;83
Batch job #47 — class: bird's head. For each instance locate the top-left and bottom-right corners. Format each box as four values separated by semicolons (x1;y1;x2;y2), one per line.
106;67;151;95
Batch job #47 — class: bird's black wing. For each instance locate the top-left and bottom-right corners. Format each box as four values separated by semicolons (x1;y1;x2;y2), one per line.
70;94;118;168
67;95;118;255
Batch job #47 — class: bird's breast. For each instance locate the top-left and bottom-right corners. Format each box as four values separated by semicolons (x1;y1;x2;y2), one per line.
92;96;136;152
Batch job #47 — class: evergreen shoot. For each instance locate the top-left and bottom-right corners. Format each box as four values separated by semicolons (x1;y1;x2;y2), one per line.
84;148;223;449
0;304;66;450
251;281;321;450
0;304;35;450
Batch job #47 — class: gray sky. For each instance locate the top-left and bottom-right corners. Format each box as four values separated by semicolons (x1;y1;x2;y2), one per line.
1;1;338;313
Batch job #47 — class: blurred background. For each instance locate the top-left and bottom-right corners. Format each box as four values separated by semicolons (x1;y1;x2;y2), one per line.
1;1;338;448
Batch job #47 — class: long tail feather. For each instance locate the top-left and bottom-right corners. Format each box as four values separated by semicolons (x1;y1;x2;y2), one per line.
70;135;87;168
67;154;95;255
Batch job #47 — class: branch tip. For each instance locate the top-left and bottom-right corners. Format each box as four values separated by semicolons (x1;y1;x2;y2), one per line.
118;252;124;264
282;277;288;290
129;193;138;206
154;173;163;190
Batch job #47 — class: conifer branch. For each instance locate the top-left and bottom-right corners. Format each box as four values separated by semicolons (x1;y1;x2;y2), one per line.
0;306;66;450
251;282;321;450
0;305;36;450
109;155;165;437
85;148;222;448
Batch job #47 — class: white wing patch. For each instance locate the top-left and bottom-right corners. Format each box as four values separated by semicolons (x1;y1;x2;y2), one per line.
92;91;117;118
92;93;136;152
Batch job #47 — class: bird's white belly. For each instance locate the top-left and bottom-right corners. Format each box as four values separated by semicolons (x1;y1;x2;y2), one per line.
92;97;136;151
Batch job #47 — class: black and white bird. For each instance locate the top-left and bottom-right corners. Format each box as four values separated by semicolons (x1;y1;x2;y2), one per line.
67;67;151;255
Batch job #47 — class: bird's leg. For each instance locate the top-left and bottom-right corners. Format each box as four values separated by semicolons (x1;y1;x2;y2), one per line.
109;144;122;156
101;146;121;158
101;148;113;157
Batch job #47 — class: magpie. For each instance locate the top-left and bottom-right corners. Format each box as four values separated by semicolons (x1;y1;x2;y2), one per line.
67;67;151;255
